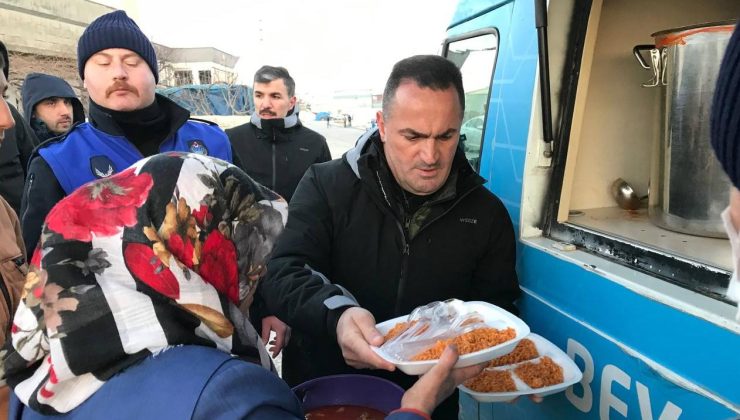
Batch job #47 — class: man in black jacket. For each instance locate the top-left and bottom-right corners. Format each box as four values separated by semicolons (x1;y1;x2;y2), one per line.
21;73;85;142
261;55;521;419
0;42;38;216
226;66;331;202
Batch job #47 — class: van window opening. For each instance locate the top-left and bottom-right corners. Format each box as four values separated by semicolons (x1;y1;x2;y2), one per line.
443;29;498;172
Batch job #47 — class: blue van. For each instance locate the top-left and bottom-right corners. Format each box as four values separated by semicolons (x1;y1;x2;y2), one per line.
445;1;740;419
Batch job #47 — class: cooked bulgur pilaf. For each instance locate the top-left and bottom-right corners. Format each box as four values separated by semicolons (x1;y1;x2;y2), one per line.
411;327;516;361
464;369;517;393
383;321;412;342
513;356;564;388
488;338;539;367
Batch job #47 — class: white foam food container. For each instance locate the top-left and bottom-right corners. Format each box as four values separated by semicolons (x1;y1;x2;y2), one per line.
459;333;584;402
371;301;530;375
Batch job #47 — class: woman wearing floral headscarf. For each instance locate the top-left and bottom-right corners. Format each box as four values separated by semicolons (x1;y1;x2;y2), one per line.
2;152;487;420
2;152;288;415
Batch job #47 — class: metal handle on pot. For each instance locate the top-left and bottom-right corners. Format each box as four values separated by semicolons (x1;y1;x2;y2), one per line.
633;45;653;68
633;45;667;88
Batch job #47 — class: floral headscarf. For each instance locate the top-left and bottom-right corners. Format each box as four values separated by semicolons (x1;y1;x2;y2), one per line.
2;153;288;414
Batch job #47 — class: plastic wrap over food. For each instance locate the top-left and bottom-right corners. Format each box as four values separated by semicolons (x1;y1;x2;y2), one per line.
380;299;491;361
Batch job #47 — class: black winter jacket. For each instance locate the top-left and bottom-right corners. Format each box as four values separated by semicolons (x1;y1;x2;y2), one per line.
226;114;331;202
0;104;37;216
261;129;520;393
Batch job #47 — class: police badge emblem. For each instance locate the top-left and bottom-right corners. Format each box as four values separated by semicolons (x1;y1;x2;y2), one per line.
90;155;116;179
187;140;209;155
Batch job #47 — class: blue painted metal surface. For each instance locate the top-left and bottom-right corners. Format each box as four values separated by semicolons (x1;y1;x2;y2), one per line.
449;0;739;418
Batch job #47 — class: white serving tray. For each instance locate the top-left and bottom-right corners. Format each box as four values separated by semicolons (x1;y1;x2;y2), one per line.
459;333;583;402
371;301;530;375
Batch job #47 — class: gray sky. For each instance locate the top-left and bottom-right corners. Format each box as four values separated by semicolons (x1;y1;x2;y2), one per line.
99;0;457;96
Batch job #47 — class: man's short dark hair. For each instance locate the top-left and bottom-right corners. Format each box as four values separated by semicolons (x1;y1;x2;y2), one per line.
382;55;465;118
254;66;295;97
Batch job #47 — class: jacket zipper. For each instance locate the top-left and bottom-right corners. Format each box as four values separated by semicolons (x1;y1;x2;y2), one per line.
395;219;411;315
375;170;411;315
20;172;34;224
375;170;482;315
271;132;277;190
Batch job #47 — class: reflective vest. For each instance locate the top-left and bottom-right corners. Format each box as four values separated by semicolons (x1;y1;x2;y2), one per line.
39;121;232;194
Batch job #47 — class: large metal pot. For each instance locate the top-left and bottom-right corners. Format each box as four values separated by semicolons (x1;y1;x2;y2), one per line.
634;21;735;238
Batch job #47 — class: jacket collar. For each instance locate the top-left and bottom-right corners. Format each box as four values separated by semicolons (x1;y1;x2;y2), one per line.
88;94;189;139
249;111;300;130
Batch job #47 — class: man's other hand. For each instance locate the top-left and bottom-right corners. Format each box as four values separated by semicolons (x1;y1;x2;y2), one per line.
261;315;291;358
401;345;485;415
336;307;395;371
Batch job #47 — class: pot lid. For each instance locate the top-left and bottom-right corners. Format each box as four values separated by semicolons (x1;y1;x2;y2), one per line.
651;20;736;43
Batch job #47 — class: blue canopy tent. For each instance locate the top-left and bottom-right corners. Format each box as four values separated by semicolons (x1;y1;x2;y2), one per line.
156;84;253;116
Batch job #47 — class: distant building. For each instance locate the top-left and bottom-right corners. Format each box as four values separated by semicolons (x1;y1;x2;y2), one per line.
0;0;115;108
156;46;239;87
331;89;382;111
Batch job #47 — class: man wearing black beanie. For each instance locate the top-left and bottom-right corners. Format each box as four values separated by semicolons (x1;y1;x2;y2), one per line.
0;41;39;216
711;22;740;319
20;10;241;256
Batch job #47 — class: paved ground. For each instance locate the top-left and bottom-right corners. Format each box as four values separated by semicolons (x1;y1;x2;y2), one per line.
302;119;369;159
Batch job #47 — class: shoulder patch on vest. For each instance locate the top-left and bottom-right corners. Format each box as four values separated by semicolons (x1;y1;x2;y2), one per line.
90;155;116;179
187;139;209;155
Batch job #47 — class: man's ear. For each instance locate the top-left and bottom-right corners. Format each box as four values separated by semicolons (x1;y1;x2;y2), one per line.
376;110;385;142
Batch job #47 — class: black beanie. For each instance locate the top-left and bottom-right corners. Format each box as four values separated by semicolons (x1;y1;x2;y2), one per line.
0;41;8;79
77;10;158;83
711;23;740;188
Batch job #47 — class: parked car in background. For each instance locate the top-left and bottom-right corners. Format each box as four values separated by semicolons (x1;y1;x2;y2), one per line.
460;114;484;163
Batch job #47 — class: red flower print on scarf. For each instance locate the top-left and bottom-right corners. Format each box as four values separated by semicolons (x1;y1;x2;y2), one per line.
192;204;212;228
198;230;238;304
39;358;58;399
124;243;180;299
46;168;153;242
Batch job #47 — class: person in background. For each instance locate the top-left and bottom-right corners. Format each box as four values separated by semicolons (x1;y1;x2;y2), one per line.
21;72;85;142
710;22;740;319
20;10;240;258
0;38;31;418
261;55;521;419
226;65;328;354
0;41;39;216
226;65;331;203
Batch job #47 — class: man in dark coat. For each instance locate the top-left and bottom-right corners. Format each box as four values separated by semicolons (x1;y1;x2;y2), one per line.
261;55;521;419
0;41;38;216
226;66;331;202
21;73;85;142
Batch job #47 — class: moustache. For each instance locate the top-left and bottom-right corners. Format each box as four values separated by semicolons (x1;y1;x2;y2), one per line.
259;109;276;116
106;82;139;97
